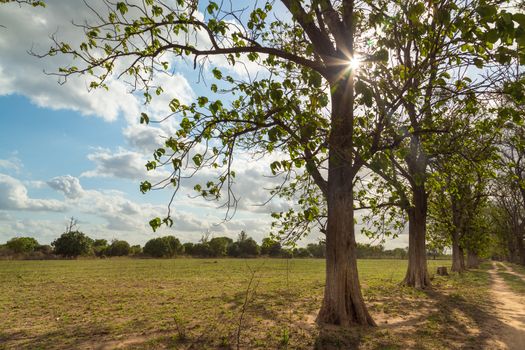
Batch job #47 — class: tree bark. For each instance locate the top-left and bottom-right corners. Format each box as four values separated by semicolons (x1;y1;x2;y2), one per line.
466;249;479;269
403;184;431;289
317;183;375;326
451;231;466;272
517;231;525;266
316;71;375;327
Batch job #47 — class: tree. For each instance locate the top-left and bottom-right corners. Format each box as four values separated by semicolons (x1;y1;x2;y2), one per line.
6;237;39;254
261;237;283;257
52;231;93;258
41;0;397;327
293;247;312;258
143;236;183;258
182;242;195;256
306;241;326;258
40;0;524;325
130;245;142;256
108;239;131;256
143;237;169;257
93;239;109;257
208;236;233;257
236;232;260;257
358;0;523;287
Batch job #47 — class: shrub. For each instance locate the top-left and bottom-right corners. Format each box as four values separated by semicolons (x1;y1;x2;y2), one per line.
182;242;194;255
238;238;260;257
143;236;182;258
130;245;142;256
6;237;39;254
261;237;282;257
108;240;131;256
306;242;326;258
293;247;312;258
93;239;109;257
52;231;93;258
208;236;233;257
192;243;213;257
36;244;53;255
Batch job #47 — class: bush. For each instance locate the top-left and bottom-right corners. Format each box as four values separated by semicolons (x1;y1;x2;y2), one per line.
130;245;142;256
192;243;213;257
143;236;182;258
182;242;194;255
293;247;312;258
227;242;240;257
36;244;53;255
261;237;282;257
52;231;93;258
208;237;233;257
238;238;260;257
306;242;326;258
108;240;131;256
93;239;109;257
6;237;39;254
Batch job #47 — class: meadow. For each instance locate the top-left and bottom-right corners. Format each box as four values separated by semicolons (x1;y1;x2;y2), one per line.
0;258;502;349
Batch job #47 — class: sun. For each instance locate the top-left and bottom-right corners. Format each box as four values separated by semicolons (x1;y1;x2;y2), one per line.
348;55;361;71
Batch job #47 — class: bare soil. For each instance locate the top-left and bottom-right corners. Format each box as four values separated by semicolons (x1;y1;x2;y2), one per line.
486;263;525;350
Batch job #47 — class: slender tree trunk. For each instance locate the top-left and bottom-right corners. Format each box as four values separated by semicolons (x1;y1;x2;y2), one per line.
317;73;375;327
508;237;518;263
517;232;525;266
450;199;466;272
403;185;431;288
451;232;466;272
466;249;480;269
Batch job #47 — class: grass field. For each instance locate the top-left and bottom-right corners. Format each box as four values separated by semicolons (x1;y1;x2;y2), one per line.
1;258;496;349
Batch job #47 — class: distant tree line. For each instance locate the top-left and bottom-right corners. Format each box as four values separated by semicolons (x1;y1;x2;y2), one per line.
1;229;432;260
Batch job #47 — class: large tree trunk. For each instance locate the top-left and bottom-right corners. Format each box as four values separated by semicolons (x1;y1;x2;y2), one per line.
317;182;375;326
316;71;375;327
403;184;431;288
466;249;480;269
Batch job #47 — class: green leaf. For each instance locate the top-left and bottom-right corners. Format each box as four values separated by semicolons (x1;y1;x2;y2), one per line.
212;67;222;79
116;2;128;15
476;5;497;19
149;217;162;232
140;112;149;124
192;154;202;166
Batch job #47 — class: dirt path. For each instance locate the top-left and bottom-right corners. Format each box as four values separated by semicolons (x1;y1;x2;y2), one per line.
487;262;525;349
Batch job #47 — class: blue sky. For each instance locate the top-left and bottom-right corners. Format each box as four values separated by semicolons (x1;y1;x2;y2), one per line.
0;0;408;248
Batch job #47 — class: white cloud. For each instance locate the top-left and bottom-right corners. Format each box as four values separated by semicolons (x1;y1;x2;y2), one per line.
0;157;22;172
0;1;197;126
122;124;168;152
47;175;85;199
81;147;170;181
0;173;66;211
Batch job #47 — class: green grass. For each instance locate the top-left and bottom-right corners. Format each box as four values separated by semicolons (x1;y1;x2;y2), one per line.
506;262;525;276
0;258;494;349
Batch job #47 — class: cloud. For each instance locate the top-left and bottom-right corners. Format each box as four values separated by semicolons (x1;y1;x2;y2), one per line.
0;1;196;125
122;124;168;152
0;174;66;211
47;175;85;199
81;147;170;181
0;157;22;172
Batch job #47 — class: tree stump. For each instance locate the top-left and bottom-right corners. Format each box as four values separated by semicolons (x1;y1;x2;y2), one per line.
436;266;448;276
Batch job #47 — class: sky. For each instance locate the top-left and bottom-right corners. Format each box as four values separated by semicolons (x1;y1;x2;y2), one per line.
0;0;409;248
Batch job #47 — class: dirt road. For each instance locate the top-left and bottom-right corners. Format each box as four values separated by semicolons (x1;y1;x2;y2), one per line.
487;263;525;350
